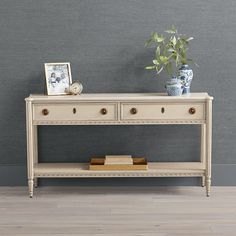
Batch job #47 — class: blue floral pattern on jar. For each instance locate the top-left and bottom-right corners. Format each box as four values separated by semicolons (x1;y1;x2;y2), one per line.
165;77;183;96
178;64;193;94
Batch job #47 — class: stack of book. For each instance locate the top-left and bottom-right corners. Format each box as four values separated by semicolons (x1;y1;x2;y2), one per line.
89;155;148;171
104;155;133;165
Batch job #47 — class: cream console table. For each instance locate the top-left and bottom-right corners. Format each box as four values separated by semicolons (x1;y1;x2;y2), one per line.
25;93;213;197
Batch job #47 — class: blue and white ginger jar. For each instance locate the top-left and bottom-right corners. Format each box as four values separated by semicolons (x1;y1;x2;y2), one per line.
165;77;183;96
178;64;193;94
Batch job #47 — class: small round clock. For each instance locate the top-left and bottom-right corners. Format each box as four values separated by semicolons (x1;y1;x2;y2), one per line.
66;81;83;95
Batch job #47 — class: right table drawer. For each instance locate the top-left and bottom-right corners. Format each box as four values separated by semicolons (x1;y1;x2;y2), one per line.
121;103;205;120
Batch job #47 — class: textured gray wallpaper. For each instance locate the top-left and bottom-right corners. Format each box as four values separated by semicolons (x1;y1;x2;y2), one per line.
0;0;235;185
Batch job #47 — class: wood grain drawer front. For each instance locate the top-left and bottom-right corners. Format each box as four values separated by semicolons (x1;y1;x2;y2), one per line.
33;104;117;121
121;103;205;120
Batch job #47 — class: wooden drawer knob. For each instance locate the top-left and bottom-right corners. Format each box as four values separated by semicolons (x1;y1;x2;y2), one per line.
189;107;196;115
73;108;76;114
130;108;137;114
100;108;107;115
42;109;49;116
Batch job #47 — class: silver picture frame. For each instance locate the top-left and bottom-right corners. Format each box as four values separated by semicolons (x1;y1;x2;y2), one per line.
44;62;72;95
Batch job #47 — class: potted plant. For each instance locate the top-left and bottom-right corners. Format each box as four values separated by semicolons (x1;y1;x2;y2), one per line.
145;25;196;95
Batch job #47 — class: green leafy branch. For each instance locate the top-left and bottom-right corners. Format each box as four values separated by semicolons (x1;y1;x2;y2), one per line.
145;25;197;77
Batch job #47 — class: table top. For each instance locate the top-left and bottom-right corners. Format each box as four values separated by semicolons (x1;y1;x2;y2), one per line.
26;93;213;102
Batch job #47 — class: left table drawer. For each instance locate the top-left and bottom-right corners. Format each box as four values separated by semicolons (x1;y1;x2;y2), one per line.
33;103;117;121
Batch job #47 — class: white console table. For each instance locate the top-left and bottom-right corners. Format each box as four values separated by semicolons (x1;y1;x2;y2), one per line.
25;93;213;197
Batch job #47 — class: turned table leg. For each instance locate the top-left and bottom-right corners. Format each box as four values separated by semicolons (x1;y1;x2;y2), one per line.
205;99;212;197
33;125;38;188
200;124;206;187
26;101;35;198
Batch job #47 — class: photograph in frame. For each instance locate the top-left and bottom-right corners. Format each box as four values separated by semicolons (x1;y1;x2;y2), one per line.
44;62;72;95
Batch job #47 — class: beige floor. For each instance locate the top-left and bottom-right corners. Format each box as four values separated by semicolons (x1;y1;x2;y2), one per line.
0;186;236;236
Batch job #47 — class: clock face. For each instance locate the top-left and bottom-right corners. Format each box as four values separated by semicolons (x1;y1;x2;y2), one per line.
70;82;83;95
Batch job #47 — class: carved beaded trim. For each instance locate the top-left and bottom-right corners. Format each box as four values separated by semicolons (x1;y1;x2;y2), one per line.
35;172;204;177
33;120;205;125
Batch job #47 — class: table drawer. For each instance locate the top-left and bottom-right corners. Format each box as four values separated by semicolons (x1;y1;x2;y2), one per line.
121;103;205;120
33;103;117;121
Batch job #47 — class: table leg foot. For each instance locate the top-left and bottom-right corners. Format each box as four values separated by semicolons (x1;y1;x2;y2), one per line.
28;179;34;198
201;176;205;187
34;178;38;188
206;177;211;197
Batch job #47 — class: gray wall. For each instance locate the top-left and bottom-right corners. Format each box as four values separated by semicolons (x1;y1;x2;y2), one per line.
0;0;235;186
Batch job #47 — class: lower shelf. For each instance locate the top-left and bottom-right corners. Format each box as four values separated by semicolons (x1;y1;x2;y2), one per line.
34;162;205;178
